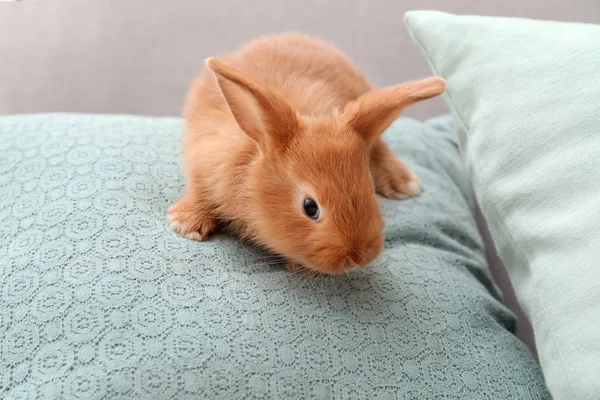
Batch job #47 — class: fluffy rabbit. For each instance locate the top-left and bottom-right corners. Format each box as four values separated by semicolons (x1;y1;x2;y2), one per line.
169;34;445;275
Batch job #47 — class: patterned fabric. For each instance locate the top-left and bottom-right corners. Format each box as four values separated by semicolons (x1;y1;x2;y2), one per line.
0;114;548;399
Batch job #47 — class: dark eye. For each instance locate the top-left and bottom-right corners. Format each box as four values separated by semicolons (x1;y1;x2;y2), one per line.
303;198;320;220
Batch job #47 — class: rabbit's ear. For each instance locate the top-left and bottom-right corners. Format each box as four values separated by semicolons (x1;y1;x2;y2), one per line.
207;58;300;152
342;77;446;144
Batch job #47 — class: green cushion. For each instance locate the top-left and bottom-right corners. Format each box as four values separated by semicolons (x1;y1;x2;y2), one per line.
405;11;600;400
0;114;547;399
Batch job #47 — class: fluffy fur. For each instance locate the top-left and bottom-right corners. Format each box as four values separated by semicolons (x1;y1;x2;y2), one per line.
168;34;446;275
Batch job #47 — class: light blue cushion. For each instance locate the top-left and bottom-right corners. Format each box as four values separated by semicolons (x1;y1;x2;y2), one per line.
0;114;547;399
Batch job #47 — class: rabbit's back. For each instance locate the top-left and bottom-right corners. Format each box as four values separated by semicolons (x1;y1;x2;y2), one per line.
228;34;372;115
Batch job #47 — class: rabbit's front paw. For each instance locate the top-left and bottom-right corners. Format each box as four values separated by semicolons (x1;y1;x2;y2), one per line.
167;196;217;241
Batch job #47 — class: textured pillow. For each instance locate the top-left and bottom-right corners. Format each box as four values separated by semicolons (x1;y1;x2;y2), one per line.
0;114;548;399
405;11;600;400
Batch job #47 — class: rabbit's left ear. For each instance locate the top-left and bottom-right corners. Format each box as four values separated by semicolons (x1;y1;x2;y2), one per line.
342;77;446;144
207;58;300;153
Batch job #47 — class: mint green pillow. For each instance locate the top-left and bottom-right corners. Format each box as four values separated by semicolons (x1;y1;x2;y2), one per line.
0;114;548;398
405;11;600;400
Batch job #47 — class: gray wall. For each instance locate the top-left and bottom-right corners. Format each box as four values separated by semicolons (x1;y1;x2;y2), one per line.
1;0;598;119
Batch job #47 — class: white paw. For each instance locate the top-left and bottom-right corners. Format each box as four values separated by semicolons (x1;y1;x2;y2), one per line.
167;214;205;241
167;214;183;233
405;180;421;197
184;231;203;241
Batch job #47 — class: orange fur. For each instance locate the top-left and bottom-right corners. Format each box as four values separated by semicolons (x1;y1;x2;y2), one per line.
168;34;445;275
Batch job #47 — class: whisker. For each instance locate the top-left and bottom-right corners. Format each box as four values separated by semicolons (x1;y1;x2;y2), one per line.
244;255;285;262
242;253;285;260
243;261;286;268
285;265;308;278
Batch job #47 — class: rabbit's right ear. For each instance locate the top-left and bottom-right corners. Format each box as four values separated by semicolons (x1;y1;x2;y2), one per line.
342;77;446;144
207;58;300;153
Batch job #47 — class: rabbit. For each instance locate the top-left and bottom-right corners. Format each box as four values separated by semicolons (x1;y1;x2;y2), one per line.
168;34;446;275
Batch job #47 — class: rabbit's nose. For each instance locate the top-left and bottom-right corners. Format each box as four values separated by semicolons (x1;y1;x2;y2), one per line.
346;258;360;271
348;250;365;266
346;253;365;269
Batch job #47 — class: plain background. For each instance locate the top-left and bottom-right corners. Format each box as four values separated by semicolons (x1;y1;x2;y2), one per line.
1;0;599;354
1;0;598;119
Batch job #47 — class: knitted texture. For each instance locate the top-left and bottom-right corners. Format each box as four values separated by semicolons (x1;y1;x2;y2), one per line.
0;114;548;399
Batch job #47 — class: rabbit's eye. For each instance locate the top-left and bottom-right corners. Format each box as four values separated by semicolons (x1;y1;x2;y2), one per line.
303;198;320;220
